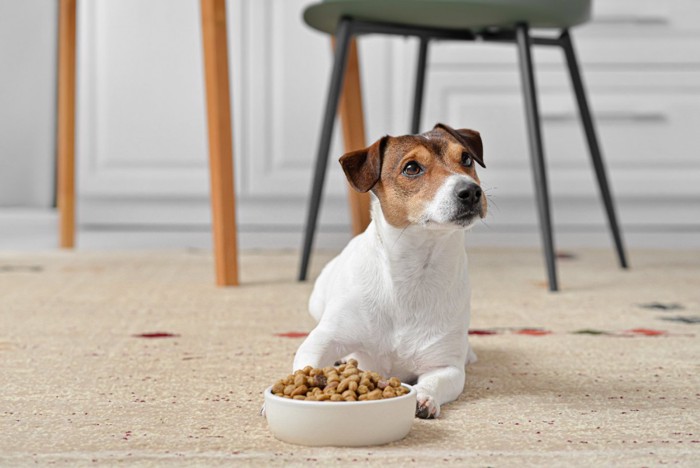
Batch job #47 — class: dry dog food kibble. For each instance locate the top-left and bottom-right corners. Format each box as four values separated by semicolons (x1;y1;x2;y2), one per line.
270;359;408;401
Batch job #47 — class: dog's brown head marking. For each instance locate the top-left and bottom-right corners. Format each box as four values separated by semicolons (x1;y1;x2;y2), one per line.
340;123;487;228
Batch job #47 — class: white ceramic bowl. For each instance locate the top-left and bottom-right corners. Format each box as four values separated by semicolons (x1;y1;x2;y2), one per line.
264;384;416;446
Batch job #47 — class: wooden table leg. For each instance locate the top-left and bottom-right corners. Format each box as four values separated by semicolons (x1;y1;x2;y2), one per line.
336;38;371;235
200;0;239;286
57;0;77;248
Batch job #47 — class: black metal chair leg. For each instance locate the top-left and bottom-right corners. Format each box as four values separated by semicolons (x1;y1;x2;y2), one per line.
515;23;559;292
411;36;429;134
560;30;628;269
298;19;354;281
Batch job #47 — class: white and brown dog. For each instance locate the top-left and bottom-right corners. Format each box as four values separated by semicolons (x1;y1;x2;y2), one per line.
293;123;486;418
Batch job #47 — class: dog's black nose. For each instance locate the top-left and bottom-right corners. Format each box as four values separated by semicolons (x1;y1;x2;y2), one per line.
455;182;482;205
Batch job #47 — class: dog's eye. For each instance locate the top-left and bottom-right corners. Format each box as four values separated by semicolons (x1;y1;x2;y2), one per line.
461;152;473;168
402;162;423;177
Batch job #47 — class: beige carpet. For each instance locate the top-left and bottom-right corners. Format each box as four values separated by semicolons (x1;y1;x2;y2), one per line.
1;248;699;466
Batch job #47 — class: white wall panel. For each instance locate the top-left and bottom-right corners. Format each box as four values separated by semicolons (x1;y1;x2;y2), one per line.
77;0;209;200
77;0;395;231
0;0;57;207
70;0;700;236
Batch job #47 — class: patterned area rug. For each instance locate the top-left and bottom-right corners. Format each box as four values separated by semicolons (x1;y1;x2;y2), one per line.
1;248;698;466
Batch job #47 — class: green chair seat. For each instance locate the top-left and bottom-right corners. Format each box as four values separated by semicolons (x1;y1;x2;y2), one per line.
304;0;591;34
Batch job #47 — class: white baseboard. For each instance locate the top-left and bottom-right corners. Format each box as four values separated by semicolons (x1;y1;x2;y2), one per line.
1;207;699;252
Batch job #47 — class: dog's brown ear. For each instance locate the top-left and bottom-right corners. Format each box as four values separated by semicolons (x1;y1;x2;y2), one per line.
455;128;484;168
339;136;388;192
434;123;485;168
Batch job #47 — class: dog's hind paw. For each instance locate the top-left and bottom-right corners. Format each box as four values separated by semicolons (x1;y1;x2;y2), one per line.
415;394;440;419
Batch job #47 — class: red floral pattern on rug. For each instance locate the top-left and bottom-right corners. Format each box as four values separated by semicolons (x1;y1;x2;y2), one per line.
133;332;180;339
274;331;309;338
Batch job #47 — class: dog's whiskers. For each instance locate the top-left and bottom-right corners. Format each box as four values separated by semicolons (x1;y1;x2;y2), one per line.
479;218;492;230
485;195;499;212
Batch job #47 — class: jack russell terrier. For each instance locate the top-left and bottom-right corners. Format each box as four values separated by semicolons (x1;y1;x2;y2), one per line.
293;123;486;419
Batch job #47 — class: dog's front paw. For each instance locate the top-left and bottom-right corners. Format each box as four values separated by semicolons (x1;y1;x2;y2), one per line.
415;393;440;419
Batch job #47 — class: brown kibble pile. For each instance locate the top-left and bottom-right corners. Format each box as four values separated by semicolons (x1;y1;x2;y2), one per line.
270;359;408;402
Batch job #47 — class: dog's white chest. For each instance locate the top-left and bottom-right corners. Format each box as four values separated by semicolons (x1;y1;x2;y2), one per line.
341;226;471;380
